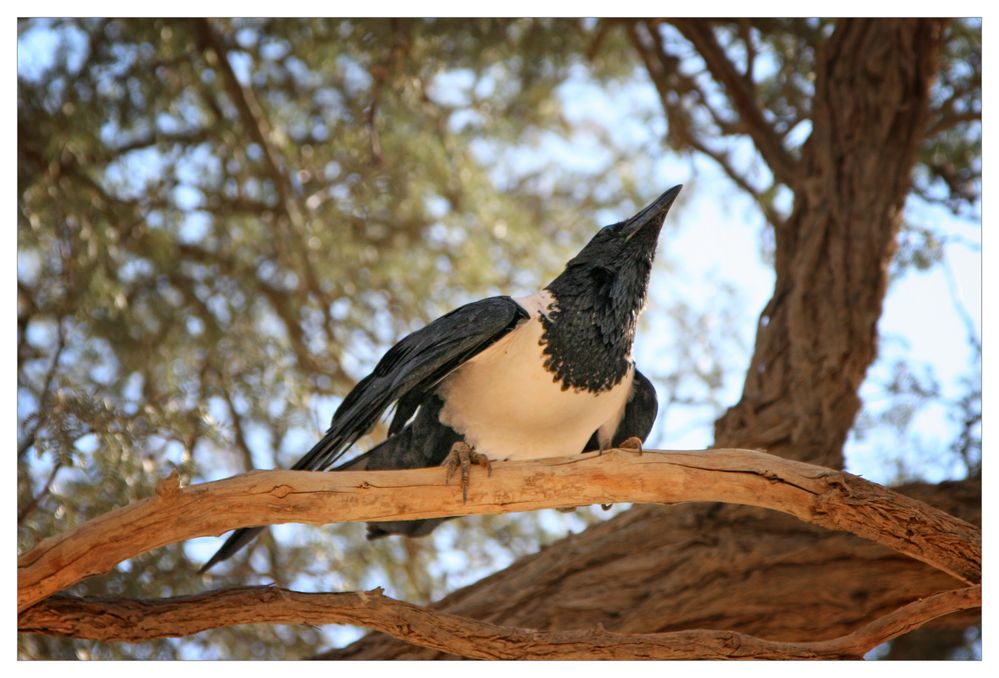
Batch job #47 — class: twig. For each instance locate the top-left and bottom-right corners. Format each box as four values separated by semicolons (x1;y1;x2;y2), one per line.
626;21;784;228
686;136;784;227
738;19;756;80
18;317;68;460
925;111;981;138
193;19;297;219
18;462;65;525
220;382;257;473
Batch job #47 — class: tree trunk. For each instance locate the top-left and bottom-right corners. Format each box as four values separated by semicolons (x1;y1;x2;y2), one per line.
714;18;947;469
332;19;954;659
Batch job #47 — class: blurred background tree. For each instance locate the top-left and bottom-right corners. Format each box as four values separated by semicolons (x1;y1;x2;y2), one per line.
18;18;979;660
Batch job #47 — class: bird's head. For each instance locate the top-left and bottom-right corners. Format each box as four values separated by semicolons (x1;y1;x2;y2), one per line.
538;185;681;391
547;184;682;319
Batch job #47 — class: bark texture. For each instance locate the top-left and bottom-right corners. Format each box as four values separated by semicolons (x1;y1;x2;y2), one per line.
333;19;958;659
324;479;978;659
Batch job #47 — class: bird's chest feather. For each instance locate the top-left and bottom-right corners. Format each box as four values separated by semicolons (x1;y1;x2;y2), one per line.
437;297;633;461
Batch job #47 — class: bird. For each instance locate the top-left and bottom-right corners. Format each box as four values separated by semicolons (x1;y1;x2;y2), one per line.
200;184;682;572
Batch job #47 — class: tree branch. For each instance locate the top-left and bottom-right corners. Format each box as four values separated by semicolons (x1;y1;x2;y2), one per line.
626;21;782;228
192;18;339;340
18;317;68;460
18;448;980;613
193;18;297;218
18;584;979;660
627;21;738;143
18;461;64;525
91;129;212;163
670;19;800;188
328;476;979;659
925;110;981;138
686;136;784;226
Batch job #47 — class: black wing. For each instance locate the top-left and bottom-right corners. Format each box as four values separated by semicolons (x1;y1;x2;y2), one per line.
291;295;528;472
583;368;659;451
200;296;527;572
611;368;658;446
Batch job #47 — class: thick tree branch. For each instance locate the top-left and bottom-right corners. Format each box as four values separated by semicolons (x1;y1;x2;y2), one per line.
18;585;980;660
18;448;980;613
334;477;979;659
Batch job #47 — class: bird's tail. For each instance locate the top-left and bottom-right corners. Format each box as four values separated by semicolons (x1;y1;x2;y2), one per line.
198;440;376;573
198;526;264;574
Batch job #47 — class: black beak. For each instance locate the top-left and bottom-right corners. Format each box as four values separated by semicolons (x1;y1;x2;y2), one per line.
623;184;683;241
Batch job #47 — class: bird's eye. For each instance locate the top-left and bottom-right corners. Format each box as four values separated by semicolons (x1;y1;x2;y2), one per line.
603;221;626;235
590;265;615;284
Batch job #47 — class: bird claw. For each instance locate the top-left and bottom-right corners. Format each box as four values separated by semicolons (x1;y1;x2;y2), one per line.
444;441;491;503
618;436;644;454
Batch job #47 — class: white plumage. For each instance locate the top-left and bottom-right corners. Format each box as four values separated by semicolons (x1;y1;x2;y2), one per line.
436;291;634;461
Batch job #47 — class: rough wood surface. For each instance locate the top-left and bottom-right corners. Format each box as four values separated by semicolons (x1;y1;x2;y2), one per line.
18;448;980;614
328;479;980;659
18;584;980;660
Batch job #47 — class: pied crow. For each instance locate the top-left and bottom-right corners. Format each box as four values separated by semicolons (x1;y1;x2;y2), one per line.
201;184;682;572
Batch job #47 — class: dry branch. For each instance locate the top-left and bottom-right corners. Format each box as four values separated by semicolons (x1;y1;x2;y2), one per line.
18;448;980;614
18;585;980;660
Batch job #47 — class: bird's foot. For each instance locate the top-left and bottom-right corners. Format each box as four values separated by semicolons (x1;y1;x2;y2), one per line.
444;441;491;503
618;436;644;454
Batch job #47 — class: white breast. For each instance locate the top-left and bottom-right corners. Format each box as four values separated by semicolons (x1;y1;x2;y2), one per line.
436;291;633;461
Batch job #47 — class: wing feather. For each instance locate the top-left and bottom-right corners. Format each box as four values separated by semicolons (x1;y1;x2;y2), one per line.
293;296;528;472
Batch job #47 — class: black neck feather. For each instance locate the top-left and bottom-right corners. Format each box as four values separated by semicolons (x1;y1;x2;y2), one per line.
540;263;649;393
